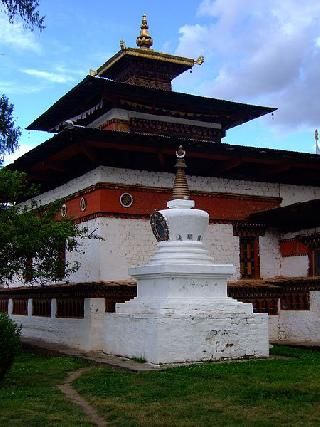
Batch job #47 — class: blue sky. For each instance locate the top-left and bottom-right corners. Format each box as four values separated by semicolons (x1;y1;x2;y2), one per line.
1;0;320;164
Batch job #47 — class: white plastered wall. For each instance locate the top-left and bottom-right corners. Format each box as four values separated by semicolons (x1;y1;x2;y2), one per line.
280;256;309;277
14;166;320;285
278;227;320;278
269;291;320;344
205;224;240;278
67;219;241;282
10;298;105;351
67;217;156;282
259;231;281;278
24;165;320;207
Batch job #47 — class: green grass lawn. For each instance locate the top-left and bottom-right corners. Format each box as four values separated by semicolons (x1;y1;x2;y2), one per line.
74;346;320;427
0;352;92;427
1;346;320;426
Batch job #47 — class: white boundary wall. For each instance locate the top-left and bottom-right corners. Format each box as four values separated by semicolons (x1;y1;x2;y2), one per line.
7;292;320;353
269;291;320;345
9;298;105;351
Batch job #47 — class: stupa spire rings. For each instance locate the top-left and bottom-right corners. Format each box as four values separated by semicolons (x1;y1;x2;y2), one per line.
172;145;190;200
136;15;153;49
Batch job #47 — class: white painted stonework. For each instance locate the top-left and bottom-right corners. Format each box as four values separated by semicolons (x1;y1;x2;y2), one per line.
259;231;281;278
280;256;309;277
104;197;269;364
8;291;320;353
278;228;320;277
22;166;320;208
9;298;105;351
269;292;320;344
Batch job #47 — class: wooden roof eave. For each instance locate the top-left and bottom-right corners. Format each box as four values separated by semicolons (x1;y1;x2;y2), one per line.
248;199;320;232
27;76;277;132
8;128;320;193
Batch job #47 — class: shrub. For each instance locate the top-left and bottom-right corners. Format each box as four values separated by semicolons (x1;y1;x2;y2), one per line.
0;313;21;381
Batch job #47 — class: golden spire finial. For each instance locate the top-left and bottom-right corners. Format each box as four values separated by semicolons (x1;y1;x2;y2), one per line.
136;15;153;49
172;146;190;200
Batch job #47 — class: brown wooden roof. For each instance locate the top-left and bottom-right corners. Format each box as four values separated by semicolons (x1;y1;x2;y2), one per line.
96;47;194;80
249;199;320;232
27;76;276;132
8;127;320;193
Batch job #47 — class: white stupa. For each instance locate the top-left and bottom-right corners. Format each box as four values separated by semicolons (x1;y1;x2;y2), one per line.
105;146;269;364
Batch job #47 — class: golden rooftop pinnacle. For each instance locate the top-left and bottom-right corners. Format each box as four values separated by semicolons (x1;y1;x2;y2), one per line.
136;15;153;49
172;146;190;200
120;40;126;50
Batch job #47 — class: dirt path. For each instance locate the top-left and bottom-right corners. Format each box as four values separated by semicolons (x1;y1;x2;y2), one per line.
58;367;107;427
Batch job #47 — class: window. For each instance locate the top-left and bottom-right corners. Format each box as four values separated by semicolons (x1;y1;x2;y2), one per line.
0;299;8;313
310;249;320;276
56;298;84;318
32;299;51;317
12;299;28;315
239;236;260;279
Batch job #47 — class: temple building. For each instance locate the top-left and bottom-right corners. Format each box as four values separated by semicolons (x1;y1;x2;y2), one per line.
2;16;320;350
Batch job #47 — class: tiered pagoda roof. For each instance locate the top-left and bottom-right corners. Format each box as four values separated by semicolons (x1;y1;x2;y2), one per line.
10;15;320;194
27;75;276;134
27;15;276;141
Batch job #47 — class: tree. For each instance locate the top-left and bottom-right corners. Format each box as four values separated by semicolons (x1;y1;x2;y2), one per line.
0;1;44;163
0;313;21;381
0;169;91;286
1;0;44;30
0;95;21;163
0;2;93;286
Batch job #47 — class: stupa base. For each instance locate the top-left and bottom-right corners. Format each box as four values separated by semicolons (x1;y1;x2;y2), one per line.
104;310;269;364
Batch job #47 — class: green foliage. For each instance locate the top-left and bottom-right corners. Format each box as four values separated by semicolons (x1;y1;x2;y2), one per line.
0;313;21;381
0;168;96;285
0;168;36;203
0;95;21;165
0;0;45;30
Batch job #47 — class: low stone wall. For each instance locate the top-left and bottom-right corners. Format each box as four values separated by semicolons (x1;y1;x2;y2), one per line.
229;277;320;346
0;282;136;353
1;280;320;352
269;291;320;344
8;297;105;352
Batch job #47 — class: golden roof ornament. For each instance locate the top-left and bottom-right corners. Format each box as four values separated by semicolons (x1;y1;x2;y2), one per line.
136;15;153;49
120;40;126;50
172;146;190;200
194;55;205;65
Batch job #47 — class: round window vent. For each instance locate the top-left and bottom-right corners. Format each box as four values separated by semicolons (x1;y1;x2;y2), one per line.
80;196;87;212
60;203;67;217
120;192;133;208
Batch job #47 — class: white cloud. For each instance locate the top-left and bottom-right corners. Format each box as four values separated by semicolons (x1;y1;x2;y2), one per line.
0;80;43;94
0;14;41;52
21;68;77;84
176;0;320;129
